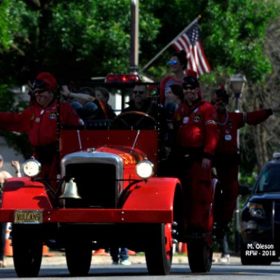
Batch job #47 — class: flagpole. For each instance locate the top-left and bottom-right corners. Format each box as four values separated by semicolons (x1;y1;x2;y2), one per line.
141;15;201;73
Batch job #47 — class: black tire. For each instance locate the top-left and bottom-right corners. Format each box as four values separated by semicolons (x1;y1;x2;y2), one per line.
12;224;43;277
111;111;156;130
145;223;173;275
65;238;92;276
188;240;212;273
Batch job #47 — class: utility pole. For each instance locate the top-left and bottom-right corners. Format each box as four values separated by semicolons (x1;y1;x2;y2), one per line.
230;73;247;253
130;0;139;74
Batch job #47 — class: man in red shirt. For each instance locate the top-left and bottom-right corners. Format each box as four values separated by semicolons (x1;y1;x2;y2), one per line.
173;70;219;240
211;87;277;262
0;72;82;191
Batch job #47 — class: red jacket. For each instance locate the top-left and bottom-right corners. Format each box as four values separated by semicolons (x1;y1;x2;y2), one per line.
0;100;81;147
174;100;219;157
216;109;272;156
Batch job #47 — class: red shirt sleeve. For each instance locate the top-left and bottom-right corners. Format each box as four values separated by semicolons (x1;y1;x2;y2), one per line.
245;109;273;125
0;111;28;132
60;102;82;127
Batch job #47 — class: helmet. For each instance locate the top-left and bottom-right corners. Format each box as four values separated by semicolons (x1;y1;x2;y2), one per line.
183;70;199;89
32;72;57;92
215;85;229;104
183;70;201;101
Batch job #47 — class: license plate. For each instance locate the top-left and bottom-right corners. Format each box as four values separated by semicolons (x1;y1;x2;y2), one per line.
14;210;43;224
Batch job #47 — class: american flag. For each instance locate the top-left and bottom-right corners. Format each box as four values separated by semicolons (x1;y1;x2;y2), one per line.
172;21;211;76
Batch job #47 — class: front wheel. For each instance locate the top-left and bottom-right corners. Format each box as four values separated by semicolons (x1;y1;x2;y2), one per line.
65;238;92;276
12;224;43;277
145;223;173;275
188;239;212;273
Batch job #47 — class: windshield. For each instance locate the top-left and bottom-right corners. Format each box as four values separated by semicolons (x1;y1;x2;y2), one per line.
62;81;160;130
255;164;280;193
59;81;161;170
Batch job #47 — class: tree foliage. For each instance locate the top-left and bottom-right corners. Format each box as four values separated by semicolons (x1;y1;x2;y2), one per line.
0;0;279;171
0;0;161;82
0;0;279;82
145;0;279;83
203;0;278;83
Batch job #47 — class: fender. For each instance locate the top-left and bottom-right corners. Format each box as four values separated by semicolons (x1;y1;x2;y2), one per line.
1;177;53;210
122;177;181;211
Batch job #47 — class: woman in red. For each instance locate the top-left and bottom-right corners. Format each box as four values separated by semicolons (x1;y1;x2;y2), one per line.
0;72;82;191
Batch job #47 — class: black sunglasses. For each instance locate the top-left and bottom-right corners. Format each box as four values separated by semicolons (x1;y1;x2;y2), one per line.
33;88;47;94
183;85;197;90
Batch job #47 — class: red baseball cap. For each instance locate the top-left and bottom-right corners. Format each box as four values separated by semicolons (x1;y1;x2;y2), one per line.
183;70;199;89
34;72;57;91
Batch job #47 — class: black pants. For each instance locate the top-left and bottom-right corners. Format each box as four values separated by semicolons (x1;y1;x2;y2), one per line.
110;247;129;262
218;234;230;255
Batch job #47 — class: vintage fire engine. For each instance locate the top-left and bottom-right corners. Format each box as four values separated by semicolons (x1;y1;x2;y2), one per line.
0;75;213;277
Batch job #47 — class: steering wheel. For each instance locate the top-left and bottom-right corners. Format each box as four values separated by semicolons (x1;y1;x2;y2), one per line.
111;111;156;130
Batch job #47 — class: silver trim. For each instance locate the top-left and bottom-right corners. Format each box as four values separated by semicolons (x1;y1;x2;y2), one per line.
61;151;124;191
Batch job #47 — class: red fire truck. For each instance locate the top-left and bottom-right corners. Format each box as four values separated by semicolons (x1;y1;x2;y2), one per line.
0;75;214;277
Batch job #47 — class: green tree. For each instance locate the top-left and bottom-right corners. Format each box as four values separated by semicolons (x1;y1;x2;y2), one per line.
0;0;278;83
0;0;279;169
203;0;278;83
145;0;279;83
0;0;161;82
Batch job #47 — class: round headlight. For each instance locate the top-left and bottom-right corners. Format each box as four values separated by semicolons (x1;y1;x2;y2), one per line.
22;159;41;177
136;160;154;179
248;202;265;219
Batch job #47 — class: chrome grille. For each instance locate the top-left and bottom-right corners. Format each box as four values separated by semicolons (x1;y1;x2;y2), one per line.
65;162;117;208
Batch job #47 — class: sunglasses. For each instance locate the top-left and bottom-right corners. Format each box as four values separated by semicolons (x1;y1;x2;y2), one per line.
133;90;145;95
33;89;47;94
183;85;197;90
167;59;178;66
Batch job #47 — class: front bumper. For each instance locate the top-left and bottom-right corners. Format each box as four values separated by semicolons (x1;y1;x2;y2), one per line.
241;220;280;257
0;208;173;224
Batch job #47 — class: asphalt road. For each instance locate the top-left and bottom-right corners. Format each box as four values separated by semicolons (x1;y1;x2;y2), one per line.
1;250;240;267
0;252;279;279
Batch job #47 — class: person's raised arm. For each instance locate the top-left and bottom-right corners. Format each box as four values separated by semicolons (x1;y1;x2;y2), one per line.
11;160;21;177
61;85;95;102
